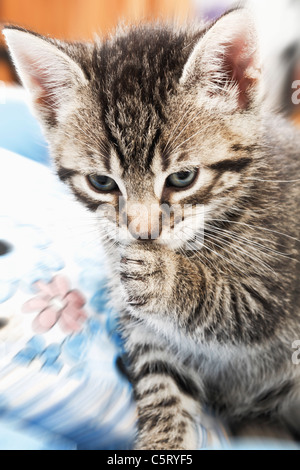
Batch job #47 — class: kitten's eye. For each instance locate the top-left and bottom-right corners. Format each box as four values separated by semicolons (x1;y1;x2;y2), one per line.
88;174;118;192
166;170;197;189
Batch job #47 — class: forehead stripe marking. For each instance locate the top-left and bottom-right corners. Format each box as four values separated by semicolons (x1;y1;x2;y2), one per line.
57;167;77;181
146;128;162;169
208;157;253;173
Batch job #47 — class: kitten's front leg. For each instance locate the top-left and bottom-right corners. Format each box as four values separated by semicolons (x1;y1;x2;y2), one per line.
124;322;203;450
134;362;202;450
119;243;205;449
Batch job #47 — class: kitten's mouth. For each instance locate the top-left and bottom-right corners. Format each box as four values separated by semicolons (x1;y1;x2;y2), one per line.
115;231;202;251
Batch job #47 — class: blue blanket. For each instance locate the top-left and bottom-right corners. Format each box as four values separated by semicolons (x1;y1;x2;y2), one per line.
0;90;49;166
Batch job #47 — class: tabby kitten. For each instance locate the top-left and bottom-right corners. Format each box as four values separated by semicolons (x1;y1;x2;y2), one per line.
4;9;300;450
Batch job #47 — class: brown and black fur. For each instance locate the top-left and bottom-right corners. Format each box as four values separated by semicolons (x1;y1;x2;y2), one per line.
3;9;300;449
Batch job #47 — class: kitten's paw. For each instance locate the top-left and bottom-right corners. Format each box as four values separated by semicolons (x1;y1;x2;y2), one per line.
119;244;174;310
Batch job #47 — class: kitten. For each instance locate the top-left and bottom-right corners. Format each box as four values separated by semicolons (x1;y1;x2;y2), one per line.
3;8;300;450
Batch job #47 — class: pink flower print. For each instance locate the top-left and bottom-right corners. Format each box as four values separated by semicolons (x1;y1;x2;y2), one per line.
22;275;87;333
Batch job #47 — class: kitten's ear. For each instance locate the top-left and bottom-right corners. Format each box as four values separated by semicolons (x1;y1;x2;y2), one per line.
180;9;261;111
3;27;88;125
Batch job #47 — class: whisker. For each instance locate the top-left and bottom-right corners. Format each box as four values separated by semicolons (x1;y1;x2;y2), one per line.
167;109;203;154
163;106;192;154
181;228;247;275
202;231;276;274
207;218;300;243
205;223;295;260
170;126;204;156
245;177;300;183
61;128;108;161
180;239;216;272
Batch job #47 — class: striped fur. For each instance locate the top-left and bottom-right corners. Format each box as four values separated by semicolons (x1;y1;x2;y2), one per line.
4;8;300;449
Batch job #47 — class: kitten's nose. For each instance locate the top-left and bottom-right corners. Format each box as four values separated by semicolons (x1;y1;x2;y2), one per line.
128;225;153;241
127;215;162;240
126;201;162;241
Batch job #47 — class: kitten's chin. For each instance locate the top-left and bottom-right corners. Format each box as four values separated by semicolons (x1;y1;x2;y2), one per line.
156;237;199;251
111;237;190;252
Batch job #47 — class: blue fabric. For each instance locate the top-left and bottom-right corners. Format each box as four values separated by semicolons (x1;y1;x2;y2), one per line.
0;94;49;165
0;417;76;450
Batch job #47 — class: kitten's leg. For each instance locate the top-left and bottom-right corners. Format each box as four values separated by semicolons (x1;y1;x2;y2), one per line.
118;244;207;449
123;323;203;450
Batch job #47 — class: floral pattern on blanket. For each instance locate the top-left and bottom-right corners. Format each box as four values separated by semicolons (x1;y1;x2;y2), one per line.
22;275;87;333
0;213;136;449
